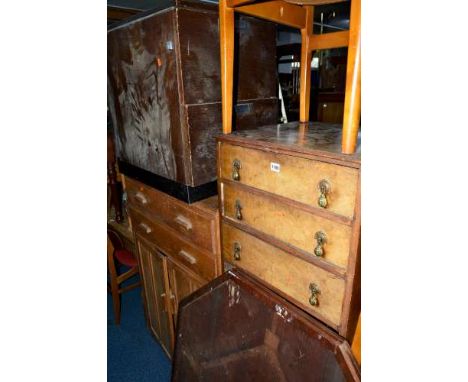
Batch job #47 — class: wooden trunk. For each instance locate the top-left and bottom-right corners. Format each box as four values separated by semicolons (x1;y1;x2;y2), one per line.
172;268;360;381
108;0;278;197
217;122;360;341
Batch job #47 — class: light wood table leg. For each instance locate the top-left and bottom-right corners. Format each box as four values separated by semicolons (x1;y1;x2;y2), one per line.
342;0;361;154
351;313;361;365
299;6;314;123
220;0;235;134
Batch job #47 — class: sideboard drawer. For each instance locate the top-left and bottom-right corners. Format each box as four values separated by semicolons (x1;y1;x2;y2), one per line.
130;208;217;281
219;143;359;219
222;223;346;328
126;177;217;252
221;182;352;270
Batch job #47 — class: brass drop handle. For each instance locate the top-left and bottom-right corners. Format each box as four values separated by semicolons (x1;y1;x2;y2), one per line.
317;179;331;208
233;242;241;261
314;231;327;257
235;200;243;220
232;159;241;181
309;283;320;307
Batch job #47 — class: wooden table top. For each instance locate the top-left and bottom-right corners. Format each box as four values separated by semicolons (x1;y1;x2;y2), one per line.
218;122;361;166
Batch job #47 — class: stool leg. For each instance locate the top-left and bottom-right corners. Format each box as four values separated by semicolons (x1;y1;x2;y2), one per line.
110;277;121;325
108;240;122;325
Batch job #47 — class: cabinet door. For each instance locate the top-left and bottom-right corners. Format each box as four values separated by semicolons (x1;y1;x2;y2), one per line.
136;237;173;356
167;259;205;327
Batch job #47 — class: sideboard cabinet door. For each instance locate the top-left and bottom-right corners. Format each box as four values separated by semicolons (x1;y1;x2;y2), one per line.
136;237;174;356
167;258;204;329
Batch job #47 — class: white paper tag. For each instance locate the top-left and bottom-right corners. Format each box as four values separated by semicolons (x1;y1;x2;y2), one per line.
270;162;281;173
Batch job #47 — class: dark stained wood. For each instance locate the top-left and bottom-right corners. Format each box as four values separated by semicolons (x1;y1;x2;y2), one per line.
186;99;278;185
108;2;278;188
107;5;140;22
108;9;187;184
107;128;123;223
172;269;360;381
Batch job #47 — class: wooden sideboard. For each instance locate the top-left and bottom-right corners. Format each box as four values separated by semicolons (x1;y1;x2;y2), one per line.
218;122;360;341
124;176;222;356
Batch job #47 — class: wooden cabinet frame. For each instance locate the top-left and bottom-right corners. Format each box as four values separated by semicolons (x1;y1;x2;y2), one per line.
219;0;361;153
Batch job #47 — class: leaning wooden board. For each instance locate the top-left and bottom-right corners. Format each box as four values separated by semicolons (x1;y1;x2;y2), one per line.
218;122;360;341
172;268;360;381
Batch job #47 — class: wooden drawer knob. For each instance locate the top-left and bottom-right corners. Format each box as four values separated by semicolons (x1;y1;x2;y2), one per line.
233;242;241;261
232;159;241;181
174;215;193;231
314;231;327;257
135;191;148;205
178;250;197;264
309;283;320;307
317;179;331;208
138;222;152;234
235;199;243;220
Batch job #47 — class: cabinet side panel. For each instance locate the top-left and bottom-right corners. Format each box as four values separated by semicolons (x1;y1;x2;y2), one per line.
177;9;278;104
187;100;279;187
107;10;187;184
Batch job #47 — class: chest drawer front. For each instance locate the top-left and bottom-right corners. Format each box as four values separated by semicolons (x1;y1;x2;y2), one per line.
222;223;345;327
125;177;216;252
219;143;359;218
130;208;217;282
221;182;352;270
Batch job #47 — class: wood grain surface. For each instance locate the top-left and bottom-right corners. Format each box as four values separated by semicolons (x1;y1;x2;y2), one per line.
131;208;218;282
222;223;346;327
136;237;173;356
221;181;352;270
126;177;219;253
220;142;359;218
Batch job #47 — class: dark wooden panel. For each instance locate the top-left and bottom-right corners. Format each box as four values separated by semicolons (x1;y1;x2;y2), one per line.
172;269;360;381
177;7;221;105
186;99;278;186
108;9;189;184
108;1;279;188
236;17;278;100
234;98;278;130
177;9;278;105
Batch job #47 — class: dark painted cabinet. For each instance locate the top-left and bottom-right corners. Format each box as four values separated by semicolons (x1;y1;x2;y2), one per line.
108;0;278;189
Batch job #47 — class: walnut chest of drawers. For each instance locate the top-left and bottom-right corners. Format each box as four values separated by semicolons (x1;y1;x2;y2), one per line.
124;176;222;357
217;122;360;341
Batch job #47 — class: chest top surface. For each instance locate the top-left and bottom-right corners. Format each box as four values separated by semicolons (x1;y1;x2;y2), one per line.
218;122;361;166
